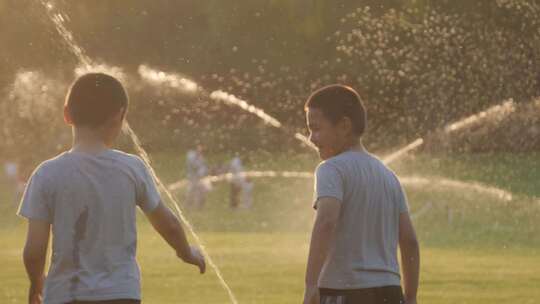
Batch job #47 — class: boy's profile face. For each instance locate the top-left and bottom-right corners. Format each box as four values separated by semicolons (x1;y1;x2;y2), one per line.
306;107;350;160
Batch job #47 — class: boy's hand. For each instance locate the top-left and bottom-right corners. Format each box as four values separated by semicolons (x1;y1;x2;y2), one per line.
180;246;206;274
147;202;206;274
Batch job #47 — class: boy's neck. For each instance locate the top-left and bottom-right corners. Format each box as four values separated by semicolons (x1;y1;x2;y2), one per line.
71;127;109;153
340;138;365;154
351;140;366;153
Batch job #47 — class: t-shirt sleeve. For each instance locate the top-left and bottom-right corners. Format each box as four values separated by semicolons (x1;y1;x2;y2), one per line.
135;158;161;213
17;166;53;223
395;179;409;214
313;162;343;209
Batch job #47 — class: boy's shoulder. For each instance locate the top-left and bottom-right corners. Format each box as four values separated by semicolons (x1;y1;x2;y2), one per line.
107;149;144;163
32;151;71;177
34;150;145;176
318;150;394;176
106;150;151;177
96;150;148;173
321;150;373;168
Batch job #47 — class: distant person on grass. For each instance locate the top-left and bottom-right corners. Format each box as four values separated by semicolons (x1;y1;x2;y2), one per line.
228;155;253;209
303;85;420;304
185;146;211;209
18;73;205;304
4;160;24;204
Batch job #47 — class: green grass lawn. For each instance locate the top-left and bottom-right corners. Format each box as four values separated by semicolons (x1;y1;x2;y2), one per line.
1;151;539;303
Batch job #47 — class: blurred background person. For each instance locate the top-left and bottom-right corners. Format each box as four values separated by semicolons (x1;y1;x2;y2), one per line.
229;154;253;209
185;145;211;209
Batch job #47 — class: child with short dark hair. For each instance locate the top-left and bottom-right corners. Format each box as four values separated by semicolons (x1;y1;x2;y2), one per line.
303;84;420;304
19;73;205;304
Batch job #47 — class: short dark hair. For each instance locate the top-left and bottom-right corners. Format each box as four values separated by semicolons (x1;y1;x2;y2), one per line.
305;84;367;137
65;73;128;127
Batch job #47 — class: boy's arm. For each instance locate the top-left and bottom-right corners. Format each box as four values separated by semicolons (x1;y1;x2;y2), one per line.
145;201;206;274
23;219;50;304
399;212;420;304
304;197;341;304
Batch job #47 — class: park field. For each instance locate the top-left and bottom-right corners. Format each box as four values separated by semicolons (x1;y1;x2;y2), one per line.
1;151;539;303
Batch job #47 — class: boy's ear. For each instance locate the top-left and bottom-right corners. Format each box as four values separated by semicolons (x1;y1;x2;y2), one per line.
119;106;127;121
113;107;126;123
63;106;73;125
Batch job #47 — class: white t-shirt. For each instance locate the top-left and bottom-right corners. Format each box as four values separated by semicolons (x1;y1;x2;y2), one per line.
186;150;207;180
230;157;245;186
314;150;409;290
18;149;160;304
4;162;18;179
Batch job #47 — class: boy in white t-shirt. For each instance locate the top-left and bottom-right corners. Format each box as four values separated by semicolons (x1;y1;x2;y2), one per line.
18;73;205;304
303;85;420;304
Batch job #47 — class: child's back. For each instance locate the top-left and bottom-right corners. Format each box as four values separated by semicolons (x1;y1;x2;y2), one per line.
19;149;159;302
19;73;205;304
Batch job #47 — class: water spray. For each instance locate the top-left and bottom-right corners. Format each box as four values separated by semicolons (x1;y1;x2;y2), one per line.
138;65;317;150
168;170;513;202
383;99;517;165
